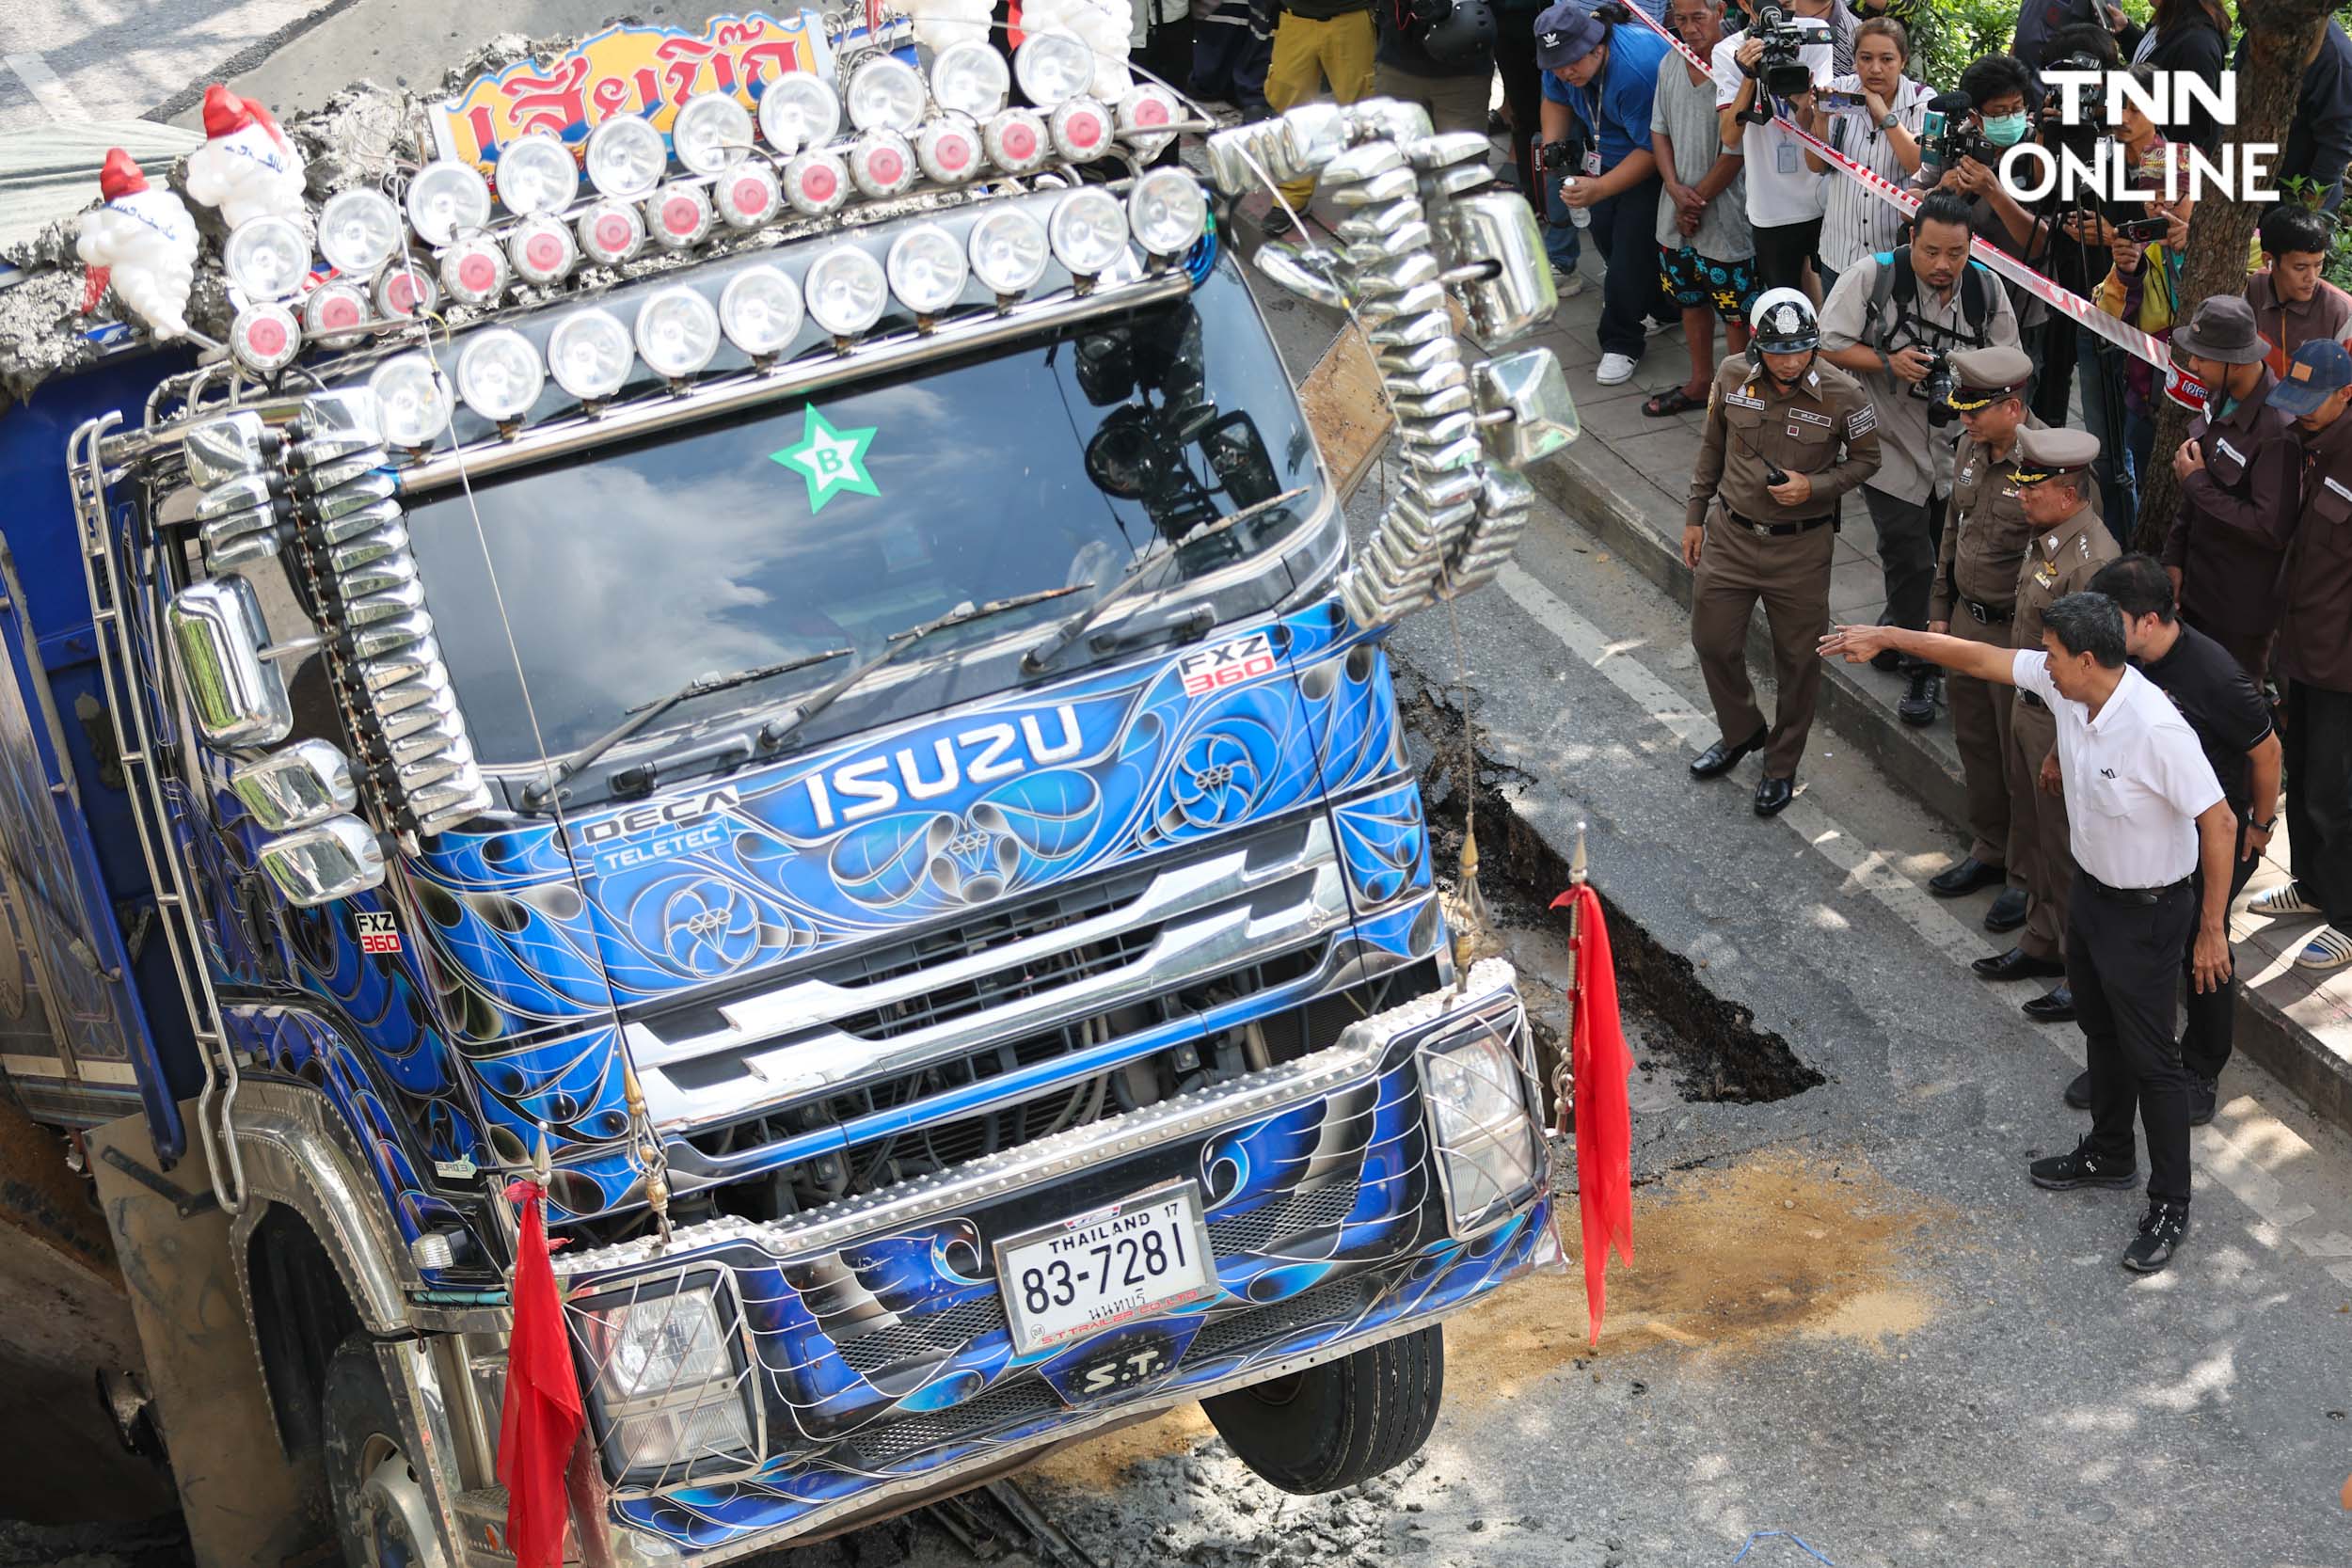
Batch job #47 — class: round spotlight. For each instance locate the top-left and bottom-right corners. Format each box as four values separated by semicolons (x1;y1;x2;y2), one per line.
585;115;668;198
230;303;301;373
1013;30;1093;108
548;309;635;402
719;265;804;356
846;55;926;133
930;40;1010;119
303;280;370;347
647;182;714;249
915;116;981;182
886;224;968;316
576;199;646;265
803;245;888;337
982;108;1051;174
496;132;580;216
1049;188;1128;276
508;215;578;285
457;327;545;422
718;162;783;230
1116;84;1181;154
373;261;440;321
783;150;850;215
673;92;756;175
1049;96;1111;162
633;286;721;379
847;129;916;198
223;215;310;302
405;160;493;246
368;354;454;447
758;71;842;156
1127;167;1207;257
438;234;510;306
968;205;1050;295
317;189;401;276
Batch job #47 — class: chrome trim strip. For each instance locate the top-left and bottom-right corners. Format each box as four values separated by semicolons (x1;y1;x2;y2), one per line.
228;1074;424;1333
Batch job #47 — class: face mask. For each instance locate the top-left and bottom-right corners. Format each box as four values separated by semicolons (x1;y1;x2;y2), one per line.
1982;113;2029;148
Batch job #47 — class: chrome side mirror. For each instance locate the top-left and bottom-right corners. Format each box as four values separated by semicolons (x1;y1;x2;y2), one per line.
183;412;280;489
167;576;292;748
1473;349;1579;468
256;816;386;906
231;739;358;832
1445;191;1558;347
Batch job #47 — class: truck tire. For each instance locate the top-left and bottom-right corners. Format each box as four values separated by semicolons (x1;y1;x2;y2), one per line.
321;1334;452;1568
1200;1323;1445;1494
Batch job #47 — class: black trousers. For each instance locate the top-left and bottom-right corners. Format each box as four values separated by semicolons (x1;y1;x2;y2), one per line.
2285;681;2352;927
2179;823;2255;1084
2070;875;2197;1207
1492;7;1547;222
1590;174;1667;359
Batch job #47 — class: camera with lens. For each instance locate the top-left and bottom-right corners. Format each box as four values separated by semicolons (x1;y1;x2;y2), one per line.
1739;3;1817;123
1918;350;1958;425
1537;135;1588;172
2040;51;2106;156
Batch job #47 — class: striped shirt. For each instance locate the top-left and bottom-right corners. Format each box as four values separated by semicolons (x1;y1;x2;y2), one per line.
1816;75;1931;273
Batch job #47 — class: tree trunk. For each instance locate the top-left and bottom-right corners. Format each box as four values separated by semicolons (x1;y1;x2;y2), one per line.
2131;0;2331;555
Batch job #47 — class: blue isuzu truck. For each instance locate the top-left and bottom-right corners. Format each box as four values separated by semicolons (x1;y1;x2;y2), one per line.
0;14;1577;1564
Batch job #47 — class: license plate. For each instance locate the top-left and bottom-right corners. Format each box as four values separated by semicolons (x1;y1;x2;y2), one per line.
993;1181;1218;1355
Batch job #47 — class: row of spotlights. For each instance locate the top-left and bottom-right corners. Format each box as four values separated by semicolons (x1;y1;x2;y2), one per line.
337;177;1204;425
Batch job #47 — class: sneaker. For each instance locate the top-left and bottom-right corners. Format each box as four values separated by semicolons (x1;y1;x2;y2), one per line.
2122;1201;2188;1273
2294;925;2352;971
2028;1142;2137;1190
2249;880;2320;918
1898;667;1940;726
1597;352;1638;386
1555;270;1586;298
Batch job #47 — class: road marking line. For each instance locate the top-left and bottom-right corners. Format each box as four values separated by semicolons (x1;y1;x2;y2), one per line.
4;53;82;122
1493;561;2348;1269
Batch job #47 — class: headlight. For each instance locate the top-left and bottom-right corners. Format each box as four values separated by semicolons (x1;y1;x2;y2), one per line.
915;116;981;183
672;91;755;175
1420;1023;1541;1235
1048;188;1127;277
317;189;402;275
303;280;370;348
846;55;926;133
782;149;850;215
886;224;968;316
1049;96;1111;162
507;215;579;285
758;71;841;156
983;108;1050;175
804;245;887;337
230;303;301;374
576;199;646;265
548;309;635;401
405;159;493;246
847;129;916;198
717;163;782;230
930;40;1009;118
1013;29;1093;107
1128;167;1207;257
968;205;1049;295
647;182;714;250
719;265;803;356
496;131;580;216
368;355;453;447
577;1282;758;1484
456;328;544;422
586;115;668;198
223;215;310;302
437;233;509;307
373;261;438;322
633;287;721;379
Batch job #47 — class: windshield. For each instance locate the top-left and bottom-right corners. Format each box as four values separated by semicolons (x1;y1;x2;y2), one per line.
402;251;1323;795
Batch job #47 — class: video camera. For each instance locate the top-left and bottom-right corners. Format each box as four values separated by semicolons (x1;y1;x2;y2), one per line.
1919;91;1995;179
1918;351;1958;426
1739;3;1817;124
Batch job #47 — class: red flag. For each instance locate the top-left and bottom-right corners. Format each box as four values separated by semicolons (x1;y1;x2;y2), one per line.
1549;884;1633;1344
499;1180;583;1568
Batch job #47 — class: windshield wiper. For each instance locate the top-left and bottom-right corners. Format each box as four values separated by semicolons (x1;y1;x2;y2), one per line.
523;648;853;808
1020;486;1310;675
755;585;1091;758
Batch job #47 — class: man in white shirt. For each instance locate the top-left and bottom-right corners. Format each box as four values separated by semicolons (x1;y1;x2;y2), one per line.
1821;575;2234;1275
1712;0;1836;295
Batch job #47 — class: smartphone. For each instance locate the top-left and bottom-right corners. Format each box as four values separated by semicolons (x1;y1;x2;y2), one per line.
2118;216;2169;242
1817;89;1867;112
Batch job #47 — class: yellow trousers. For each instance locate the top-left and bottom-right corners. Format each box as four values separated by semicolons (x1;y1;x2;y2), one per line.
1263;11;1377;208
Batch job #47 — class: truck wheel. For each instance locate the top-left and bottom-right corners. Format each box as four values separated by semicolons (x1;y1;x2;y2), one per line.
1200;1323;1445;1494
321;1335;452;1568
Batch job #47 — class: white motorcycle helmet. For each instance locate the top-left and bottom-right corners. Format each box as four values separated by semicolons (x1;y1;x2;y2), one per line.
1749;286;1820;355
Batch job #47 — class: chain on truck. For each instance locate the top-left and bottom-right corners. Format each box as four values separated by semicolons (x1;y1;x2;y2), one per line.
0;8;1582;1564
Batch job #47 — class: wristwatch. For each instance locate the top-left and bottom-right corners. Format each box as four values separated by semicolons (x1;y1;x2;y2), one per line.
2247;810;2278;832
1879;110;1899;130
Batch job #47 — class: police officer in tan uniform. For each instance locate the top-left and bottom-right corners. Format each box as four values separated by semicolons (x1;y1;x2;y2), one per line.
1686;287;1885;816
1972;427;2120;1022
1927;346;2042;935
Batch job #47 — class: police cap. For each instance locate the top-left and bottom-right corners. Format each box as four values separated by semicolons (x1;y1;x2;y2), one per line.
2004;426;2100;485
1946;346;2033;411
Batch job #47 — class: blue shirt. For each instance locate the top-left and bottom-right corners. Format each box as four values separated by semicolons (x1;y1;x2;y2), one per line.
1539;24;1670;170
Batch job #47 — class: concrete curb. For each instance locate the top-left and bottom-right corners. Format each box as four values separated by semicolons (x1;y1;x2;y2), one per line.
1524;432;2352;1143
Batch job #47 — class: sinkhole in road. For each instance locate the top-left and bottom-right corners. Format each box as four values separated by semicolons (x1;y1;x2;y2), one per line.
1398;680;1824;1106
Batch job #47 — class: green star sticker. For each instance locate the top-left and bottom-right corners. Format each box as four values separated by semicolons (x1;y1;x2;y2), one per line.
771;404;880;514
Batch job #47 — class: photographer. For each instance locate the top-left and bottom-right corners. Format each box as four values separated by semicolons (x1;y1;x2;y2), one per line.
1539;0;1673;385
1923;56;2047;282
1819;188;2021;725
1800;16;1929;293
2248;206;2352;382
1714;0;1838;295
1494;0;1582;291
2093;140;2192;503
1645;0;1756;419
2017;26;2124;433
1373;0;1499;136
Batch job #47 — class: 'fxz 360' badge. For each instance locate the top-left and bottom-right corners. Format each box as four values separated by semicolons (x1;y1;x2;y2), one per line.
1177;631;1278;697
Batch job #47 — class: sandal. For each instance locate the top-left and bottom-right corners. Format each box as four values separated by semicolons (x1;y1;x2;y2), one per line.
1643;386;1702;417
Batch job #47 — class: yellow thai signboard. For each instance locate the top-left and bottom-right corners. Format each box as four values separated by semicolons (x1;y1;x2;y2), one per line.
428;12;835;172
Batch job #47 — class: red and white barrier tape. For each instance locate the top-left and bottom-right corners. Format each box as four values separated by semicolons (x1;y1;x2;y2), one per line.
1618;6;2172;374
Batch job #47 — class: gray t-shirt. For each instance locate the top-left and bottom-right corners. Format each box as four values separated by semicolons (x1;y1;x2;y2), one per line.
1652;52;1752;260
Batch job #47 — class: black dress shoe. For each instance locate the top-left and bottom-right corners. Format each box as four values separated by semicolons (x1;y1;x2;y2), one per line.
1869;646;1904;673
1971;946;2066;981
1982;887;2028;933
2023;985;2076;1022
1753;775;1795;816
2029;1141;2137;1190
2064;1069;2091;1109
1899;667;1941;726
1690;726;1768;779
1929;856;2006;897
2122;1201;2188;1273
